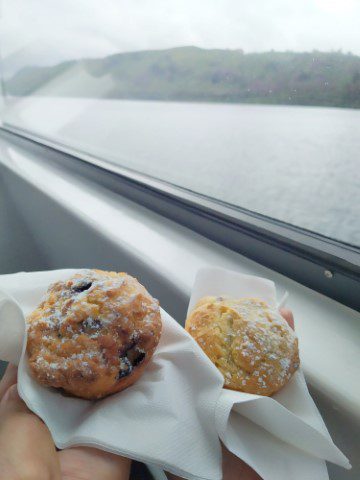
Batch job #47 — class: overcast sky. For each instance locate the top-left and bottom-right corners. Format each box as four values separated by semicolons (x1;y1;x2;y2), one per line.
2;0;360;76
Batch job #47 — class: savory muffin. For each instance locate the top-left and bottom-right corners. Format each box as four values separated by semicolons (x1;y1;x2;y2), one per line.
186;296;299;396
26;269;162;399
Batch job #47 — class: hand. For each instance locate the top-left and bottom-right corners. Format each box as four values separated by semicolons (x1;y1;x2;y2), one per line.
0;365;131;480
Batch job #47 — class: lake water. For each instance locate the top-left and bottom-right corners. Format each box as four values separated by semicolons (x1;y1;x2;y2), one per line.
4;97;360;246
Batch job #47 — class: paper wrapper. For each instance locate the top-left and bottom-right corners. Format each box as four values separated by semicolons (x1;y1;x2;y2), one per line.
189;268;351;480
0;268;350;480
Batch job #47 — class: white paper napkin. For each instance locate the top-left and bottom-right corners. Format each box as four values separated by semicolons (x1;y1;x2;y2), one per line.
0;268;350;480
188;267;351;480
0;269;224;480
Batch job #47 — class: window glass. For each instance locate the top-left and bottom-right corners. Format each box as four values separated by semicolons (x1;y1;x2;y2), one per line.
1;0;359;246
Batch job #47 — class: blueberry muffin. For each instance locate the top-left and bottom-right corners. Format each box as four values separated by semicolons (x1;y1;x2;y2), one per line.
186;296;299;396
26;269;162;399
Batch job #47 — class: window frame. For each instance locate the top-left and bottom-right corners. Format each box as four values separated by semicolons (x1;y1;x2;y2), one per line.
1;124;359;311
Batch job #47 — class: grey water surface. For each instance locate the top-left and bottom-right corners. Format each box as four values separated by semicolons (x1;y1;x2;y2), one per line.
5;98;360;245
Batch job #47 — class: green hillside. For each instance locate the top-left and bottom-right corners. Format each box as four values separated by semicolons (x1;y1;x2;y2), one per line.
7;46;360;108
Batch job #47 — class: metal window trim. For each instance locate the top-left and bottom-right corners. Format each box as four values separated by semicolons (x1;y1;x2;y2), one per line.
1;124;359;311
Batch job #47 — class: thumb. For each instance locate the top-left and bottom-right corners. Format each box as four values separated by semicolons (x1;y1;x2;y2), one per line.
0;364;18;400
0;384;30;414
0;384;61;480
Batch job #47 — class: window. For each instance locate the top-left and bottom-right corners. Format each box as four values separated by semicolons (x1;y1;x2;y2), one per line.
0;1;359;308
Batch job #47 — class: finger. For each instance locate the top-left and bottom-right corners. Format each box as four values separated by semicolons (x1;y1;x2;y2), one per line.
59;446;131;480
0;384;61;480
279;308;295;329
165;474;184;480
0;364;18;401
166;445;264;480
222;444;262;480
0;383;27;411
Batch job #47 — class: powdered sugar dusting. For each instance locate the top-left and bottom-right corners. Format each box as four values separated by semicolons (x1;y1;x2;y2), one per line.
26;270;162;389
189;296;299;395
